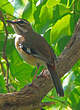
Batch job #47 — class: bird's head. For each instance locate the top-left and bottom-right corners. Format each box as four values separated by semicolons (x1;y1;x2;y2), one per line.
7;19;31;35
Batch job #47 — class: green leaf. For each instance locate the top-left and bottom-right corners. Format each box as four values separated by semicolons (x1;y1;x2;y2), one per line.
0;0;8;7
14;0;24;9
34;5;53;33
0;33;5;58
60;0;67;5
0;21;3;30
39;5;53;24
33;0;48;33
22;0;37;22
50;14;71;43
69;86;80;110
77;0;80;11
46;0;60;8
72;60;80;86
0;1;14;14
13;0;25;17
44;29;51;44
0;74;7;93
55;35;71;55
69;0;74;7
22;0;33;21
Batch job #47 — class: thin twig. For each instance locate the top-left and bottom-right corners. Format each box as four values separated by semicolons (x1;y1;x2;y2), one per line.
36;102;56;110
73;0;76;26
47;96;71;108
41;102;55;107
0;11;9;92
0;60;6;76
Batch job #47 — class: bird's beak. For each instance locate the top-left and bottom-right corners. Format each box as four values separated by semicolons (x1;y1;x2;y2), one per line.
6;20;16;24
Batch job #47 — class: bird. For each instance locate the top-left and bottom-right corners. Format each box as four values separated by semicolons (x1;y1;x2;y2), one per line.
7;18;64;96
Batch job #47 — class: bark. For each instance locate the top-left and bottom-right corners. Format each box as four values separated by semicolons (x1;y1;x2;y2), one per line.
0;19;80;110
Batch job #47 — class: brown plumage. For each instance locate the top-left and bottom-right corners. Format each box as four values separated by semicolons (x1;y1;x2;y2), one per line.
7;19;64;96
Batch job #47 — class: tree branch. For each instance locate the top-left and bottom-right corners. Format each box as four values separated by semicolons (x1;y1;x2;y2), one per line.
0;11;9;92
0;19;80;110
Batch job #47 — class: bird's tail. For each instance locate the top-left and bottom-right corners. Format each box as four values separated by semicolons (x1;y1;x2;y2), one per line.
47;64;64;96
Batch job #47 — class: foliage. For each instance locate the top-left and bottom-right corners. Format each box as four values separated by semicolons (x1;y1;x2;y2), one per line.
0;0;80;109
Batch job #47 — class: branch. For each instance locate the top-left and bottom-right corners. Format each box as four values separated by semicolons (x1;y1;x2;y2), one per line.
0;60;6;76
0;19;80;110
0;11;9;92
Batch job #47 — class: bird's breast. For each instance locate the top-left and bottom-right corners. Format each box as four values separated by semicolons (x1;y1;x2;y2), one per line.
15;35;46;66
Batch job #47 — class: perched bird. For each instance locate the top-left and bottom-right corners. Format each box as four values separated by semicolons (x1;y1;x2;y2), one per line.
7;19;64;96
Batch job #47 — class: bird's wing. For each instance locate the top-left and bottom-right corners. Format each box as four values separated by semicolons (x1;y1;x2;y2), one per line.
22;34;55;64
